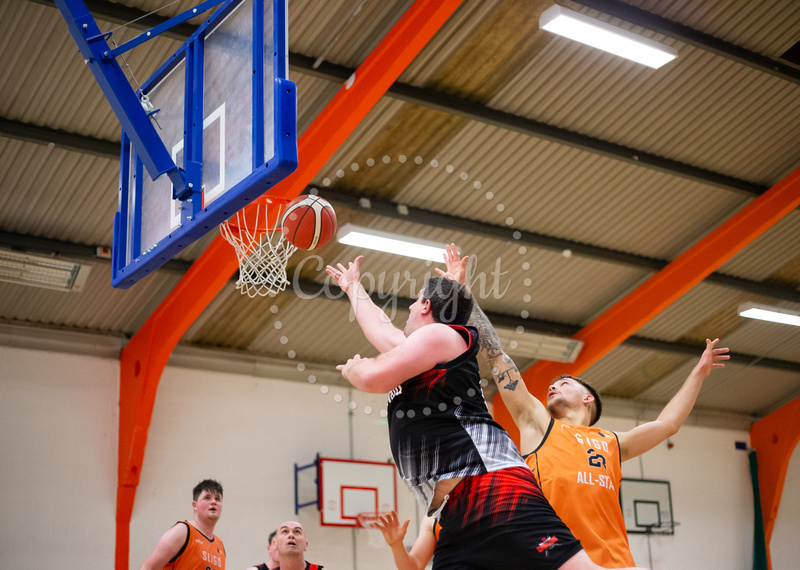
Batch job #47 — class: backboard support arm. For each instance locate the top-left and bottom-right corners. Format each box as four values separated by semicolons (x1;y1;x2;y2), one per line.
102;0;224;59
54;0;202;198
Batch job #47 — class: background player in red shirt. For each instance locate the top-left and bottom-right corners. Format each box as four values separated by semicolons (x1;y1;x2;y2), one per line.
265;521;324;570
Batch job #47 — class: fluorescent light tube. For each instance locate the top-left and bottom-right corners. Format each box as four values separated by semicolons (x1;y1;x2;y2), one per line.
497;327;584;363
738;302;800;327
337;224;448;262
0;249;91;292
539;4;677;69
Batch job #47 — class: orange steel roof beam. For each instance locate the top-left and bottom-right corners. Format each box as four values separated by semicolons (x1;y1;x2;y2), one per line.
523;166;800;402
114;1;464;568
494;165;800;441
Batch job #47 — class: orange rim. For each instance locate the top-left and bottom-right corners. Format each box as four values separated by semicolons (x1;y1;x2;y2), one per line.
225;194;292;235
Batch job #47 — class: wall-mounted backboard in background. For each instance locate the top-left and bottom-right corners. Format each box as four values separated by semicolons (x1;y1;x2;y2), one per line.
318;457;397;527
620;478;675;534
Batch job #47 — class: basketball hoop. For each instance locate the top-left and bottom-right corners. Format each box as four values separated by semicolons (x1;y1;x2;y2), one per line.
219;195;297;297
356;512;387;549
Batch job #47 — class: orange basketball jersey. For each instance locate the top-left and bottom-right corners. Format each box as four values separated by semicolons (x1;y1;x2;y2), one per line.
525;418;635;568
164;521;226;570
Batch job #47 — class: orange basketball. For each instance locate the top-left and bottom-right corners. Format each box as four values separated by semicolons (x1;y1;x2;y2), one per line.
281;194;337;250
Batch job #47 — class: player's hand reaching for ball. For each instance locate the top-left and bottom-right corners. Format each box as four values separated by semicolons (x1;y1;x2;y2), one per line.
326;255;364;294
435;243;468;286
375;510;410;548
697;338;729;377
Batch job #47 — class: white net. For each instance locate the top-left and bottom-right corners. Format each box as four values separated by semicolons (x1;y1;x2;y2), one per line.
219;198;298;297
356;513;386;549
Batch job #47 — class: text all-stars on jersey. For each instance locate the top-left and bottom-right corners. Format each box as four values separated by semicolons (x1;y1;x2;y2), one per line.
525;418;635;568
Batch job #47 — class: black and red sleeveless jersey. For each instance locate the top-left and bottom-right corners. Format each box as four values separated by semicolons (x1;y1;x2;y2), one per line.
387;324;525;511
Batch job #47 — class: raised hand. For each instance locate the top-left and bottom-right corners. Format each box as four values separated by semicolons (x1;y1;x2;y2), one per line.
326;255;364;294
374;509;410;548
434;243;468;285
698;338;730;377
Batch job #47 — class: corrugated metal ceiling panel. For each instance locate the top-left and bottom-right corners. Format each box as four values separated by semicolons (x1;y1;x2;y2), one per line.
394;122;751;260
0;139;119;246
723;316;800;364
581;344;660;393
635;281;747;341
492;19;800;184
626;0;800;57
290;0;414;69
0;261;178;334
2;1;184;140
641;359;800;416
717;212;800;281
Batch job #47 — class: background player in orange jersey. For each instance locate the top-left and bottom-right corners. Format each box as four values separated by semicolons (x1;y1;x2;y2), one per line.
439;244;729;567
140;479;226;570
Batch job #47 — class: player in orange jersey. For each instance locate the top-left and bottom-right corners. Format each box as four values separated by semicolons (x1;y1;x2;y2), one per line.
439;244;729;567
140;479;226;570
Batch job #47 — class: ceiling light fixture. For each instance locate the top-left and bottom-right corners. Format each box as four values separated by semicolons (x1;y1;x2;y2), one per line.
497;327;584;363
337;224;448;262
539;4;678;69
738;302;800;327
0;249;91;292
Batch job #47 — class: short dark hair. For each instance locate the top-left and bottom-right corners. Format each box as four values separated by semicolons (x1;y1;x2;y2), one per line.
268;529;277;544
192;479;223;501
553;374;603;425
422;277;473;326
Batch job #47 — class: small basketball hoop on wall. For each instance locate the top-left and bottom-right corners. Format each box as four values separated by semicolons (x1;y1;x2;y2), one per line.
219;195;297;297
356;512;387;549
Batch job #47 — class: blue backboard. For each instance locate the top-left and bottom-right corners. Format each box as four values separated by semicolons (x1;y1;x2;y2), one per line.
110;0;297;287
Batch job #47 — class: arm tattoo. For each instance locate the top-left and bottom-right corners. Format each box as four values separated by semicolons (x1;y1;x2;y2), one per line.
491;354;519;392
468;304;503;360
468;301;520;391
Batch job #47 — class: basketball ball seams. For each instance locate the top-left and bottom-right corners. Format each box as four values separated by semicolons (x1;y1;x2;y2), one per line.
281;194;336;250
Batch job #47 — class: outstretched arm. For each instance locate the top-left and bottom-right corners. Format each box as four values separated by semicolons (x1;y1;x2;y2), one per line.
618;338;730;461
326;256;406;353
437;243;550;449
376;511;436;570
469;302;551;449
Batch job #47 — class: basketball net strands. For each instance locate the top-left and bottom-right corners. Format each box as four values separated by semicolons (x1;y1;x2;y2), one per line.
356;512;388;549
219;195;297;297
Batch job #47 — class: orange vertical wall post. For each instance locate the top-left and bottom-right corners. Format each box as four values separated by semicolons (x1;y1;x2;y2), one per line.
750;398;800;569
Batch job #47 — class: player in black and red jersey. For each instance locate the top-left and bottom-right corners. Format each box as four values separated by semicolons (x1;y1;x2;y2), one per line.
327;256;645;570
